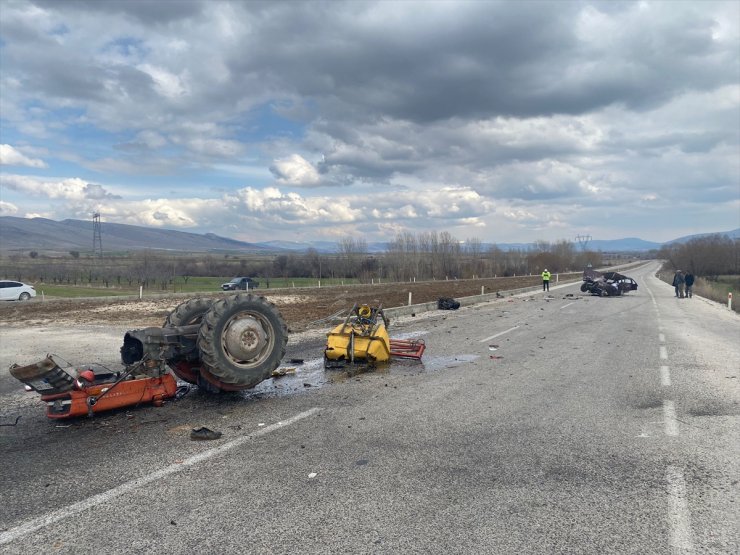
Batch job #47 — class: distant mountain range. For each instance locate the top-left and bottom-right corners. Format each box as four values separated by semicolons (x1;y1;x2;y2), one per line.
0;216;737;254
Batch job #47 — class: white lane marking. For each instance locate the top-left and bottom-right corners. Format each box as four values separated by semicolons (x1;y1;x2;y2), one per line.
663;400;679;436
479;326;520;343
0;407;321;546
660;346;668;360
666;466;696;553
660;366;672;387
647;286;658;308
560;302;575;309
659;333;665;343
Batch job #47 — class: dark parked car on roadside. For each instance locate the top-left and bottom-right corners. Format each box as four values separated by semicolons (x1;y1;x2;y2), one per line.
0;280;36;301
221;277;259;291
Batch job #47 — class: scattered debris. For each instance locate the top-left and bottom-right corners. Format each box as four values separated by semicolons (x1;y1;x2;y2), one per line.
308;472;318;479
488;344;499;351
563;293;574;298
289;358;304;364
303;383;313;387
489;355;504;360
0;416;21;427
271;367;296;377
174;385;191;400
437;297;461;310
190;427;222;441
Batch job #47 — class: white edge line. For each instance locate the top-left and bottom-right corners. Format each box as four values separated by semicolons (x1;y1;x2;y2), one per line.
560;302;575;309
0;407;322;546
666;466;695;552
479;326;520;343
663;400;679;436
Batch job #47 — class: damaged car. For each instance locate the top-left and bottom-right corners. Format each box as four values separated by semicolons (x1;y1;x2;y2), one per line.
580;268;638;297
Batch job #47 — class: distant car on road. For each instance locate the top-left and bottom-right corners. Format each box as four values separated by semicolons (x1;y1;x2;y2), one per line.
221;277;259;291
0;280;37;301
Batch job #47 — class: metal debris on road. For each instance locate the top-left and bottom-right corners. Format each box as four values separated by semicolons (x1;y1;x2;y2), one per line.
271;367;297;377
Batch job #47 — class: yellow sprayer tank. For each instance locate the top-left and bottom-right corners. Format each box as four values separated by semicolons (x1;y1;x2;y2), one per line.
325;321;391;364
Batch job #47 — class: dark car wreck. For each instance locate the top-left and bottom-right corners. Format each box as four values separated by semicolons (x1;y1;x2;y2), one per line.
580;268;638;297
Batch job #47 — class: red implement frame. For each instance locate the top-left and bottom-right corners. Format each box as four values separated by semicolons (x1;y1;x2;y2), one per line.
41;374;178;419
389;338;426;360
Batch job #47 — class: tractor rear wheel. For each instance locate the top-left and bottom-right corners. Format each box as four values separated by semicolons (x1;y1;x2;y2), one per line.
164;298;214;384
197;294;287;390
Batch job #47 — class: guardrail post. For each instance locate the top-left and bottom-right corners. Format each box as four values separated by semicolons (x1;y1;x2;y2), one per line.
139;285;143;299
408;292;412;305
481;286;484;295
729;292;733;310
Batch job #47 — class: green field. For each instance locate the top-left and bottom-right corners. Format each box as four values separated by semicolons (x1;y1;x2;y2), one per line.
31;276;361;298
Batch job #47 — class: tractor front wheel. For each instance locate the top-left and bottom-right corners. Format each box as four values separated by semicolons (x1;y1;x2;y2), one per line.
164;298;214;384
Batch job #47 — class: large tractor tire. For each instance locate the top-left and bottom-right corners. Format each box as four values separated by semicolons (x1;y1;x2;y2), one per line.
164;298;214;384
164;298;214;328
197;294;288;391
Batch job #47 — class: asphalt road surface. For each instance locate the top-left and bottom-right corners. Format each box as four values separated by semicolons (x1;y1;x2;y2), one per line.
0;262;737;554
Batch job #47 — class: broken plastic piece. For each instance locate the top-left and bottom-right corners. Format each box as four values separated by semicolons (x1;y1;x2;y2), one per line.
190;427;222;441
437;297;460;310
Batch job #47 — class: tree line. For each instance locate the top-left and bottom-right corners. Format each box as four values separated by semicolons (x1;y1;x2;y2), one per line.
658;234;740;279
2;231;605;288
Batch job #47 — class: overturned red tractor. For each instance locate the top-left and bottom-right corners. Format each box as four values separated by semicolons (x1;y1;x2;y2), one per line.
10;294;287;418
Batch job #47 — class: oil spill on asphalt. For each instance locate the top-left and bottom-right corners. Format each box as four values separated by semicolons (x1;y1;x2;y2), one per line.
234;338;472;400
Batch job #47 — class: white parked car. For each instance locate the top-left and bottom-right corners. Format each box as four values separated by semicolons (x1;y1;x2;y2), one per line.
0;280;36;301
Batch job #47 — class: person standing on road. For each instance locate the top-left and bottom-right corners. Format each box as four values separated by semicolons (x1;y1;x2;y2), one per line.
684;272;694;298
672;270;685;298
542;269;551;292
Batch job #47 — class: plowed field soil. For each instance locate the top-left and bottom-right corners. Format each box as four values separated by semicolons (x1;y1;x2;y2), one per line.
0;275;568;330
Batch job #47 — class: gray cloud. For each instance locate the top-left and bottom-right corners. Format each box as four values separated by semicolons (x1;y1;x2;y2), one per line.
0;0;737;242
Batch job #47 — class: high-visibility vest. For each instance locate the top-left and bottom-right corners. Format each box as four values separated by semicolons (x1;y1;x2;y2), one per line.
542;271;551;281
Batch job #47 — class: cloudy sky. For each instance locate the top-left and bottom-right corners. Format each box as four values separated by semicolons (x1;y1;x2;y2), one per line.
0;0;738;245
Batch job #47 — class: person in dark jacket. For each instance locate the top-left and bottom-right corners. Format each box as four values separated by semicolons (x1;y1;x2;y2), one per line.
684;272;695;298
672;270;685;298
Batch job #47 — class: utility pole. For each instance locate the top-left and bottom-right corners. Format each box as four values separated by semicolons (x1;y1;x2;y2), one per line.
92;212;103;257
575;234;592;251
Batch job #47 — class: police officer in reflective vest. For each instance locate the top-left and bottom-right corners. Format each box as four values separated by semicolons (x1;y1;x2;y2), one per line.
541;269;551;291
